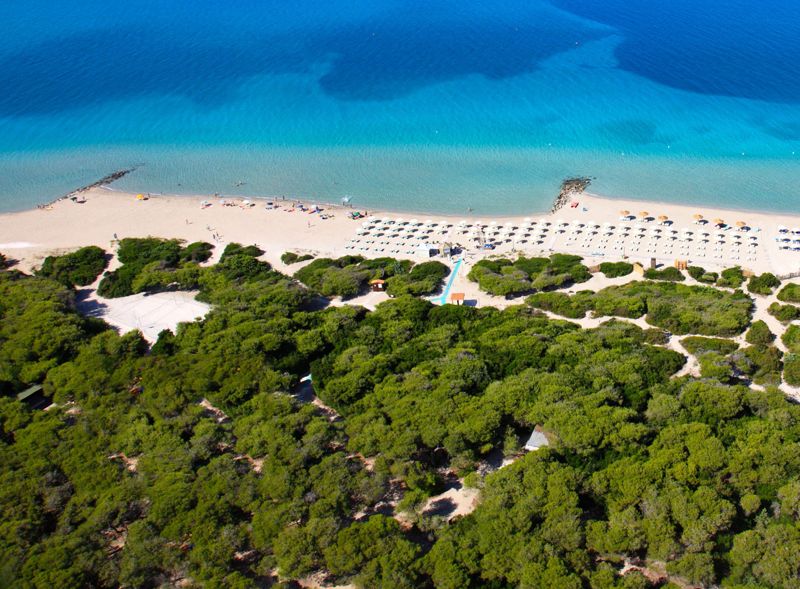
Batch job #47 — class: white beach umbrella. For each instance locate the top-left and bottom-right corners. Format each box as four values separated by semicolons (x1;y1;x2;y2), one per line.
524;217;532;223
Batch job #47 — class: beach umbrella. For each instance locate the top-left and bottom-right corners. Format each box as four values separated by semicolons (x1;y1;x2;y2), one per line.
693;214;704;220
619;210;630;216
778;225;788;233
658;215;669;222
396;218;406;225
410;218;420;225
639;211;649;218
713;218;724;225
736;220;747;228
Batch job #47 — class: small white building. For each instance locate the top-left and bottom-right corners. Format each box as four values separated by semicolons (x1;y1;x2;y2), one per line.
524;426;550;451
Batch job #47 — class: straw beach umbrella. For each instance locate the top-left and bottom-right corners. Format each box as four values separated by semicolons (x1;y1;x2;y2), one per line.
713;218;725;226
658;215;669;224
639;211;649;218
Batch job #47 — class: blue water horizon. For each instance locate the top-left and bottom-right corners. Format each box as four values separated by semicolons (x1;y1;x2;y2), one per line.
0;0;798;214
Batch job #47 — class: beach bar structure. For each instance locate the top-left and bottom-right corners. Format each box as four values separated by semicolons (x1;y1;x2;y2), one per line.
16;384;48;410
369;279;387;292
449;292;465;305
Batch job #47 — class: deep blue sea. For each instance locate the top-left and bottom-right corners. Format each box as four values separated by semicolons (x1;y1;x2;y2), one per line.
0;0;798;214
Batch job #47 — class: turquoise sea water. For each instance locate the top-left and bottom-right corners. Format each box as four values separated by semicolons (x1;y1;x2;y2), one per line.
0;0;798;214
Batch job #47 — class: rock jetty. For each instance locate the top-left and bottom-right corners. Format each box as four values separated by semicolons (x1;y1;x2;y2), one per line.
66;168;136;198
551;177;592;213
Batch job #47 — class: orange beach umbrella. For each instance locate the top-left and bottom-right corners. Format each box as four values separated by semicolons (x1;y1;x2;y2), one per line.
619;209;630;216
658;215;669;221
639;211;649;217
736;220;747;227
693;214;704;220
713;218;725;225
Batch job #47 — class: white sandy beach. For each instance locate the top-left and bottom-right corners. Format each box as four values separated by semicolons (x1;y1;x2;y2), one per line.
4;187;800;281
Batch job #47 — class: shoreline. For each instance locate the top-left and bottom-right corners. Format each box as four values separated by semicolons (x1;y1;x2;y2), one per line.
3;185;800;279
43;178;800;222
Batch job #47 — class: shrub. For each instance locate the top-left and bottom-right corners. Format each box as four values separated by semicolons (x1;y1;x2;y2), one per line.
38;246;108;287
745;320;775;346
220;243;264;261
598;261;633;278
386;261;449;297
98;238;217;297
467;254;591;296
687;266;705;280
777;283;800;303
767;302;800;323
526;291;594;319
682;336;739;357
699;352;737;383
281;251;315;265
294;256;421;299
643;266;685;282
747;272;781;296
782;324;800;353
784;353;800;386
687;265;718;284
593;282;752;336
179;241;214;264
732;345;783;386
717;266;745;288
643;328;670;345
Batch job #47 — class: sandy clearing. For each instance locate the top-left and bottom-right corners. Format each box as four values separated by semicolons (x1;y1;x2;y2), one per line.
76;288;210;343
